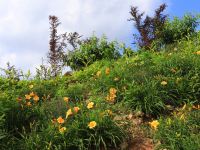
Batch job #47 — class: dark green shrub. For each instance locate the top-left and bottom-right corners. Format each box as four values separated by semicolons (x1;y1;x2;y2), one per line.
66;35;121;70
152;14;200;50
161;14;200;45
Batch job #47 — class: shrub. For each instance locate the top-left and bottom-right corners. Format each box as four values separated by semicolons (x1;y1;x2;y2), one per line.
66;35;121;70
159;14;200;46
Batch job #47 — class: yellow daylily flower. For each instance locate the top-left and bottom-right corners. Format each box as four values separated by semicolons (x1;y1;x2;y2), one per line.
57;116;64;124
63;97;69;103
109;88;117;94
73;107;80;113
66;109;73;118
59;127;67;134
88;121;97;129
33;95;39;102
87;102;94;109
149;120;159;130
25;94;31;100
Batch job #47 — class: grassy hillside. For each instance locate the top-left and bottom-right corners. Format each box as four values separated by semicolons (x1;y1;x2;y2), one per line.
0;33;200;149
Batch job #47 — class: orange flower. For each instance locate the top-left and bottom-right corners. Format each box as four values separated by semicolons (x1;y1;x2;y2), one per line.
149;120;159;130
161;81;167;86
96;71;101;77
25;94;31;100
29;92;35;97
88;121;97;129
57;116;64;124
59;127;67;134
73;107;80;113
66;109;73;118
87;102;94;109
63;97;69;103
26;102;32;107
33;95;39;102
105;68;110;75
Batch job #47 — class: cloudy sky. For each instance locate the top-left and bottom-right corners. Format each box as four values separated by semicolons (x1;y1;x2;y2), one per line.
0;0;199;74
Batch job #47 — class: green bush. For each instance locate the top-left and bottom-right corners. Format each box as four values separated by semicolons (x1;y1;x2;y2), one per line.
66;35;121;70
153;14;200;50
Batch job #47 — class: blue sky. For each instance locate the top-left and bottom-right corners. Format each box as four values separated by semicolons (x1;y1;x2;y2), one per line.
168;1;200;17
0;0;199;74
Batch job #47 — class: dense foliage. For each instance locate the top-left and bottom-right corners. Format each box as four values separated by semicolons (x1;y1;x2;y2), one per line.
159;14;200;45
65;35;121;70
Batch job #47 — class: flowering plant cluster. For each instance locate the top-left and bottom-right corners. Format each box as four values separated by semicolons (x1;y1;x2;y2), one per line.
16;84;41;109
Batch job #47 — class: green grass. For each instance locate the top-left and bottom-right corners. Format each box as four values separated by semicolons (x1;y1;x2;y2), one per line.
0;32;200;149
153;105;200;150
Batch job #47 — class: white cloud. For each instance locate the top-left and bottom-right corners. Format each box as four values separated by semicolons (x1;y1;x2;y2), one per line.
0;52;17;67
0;0;167;74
